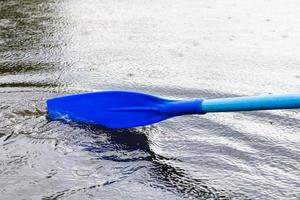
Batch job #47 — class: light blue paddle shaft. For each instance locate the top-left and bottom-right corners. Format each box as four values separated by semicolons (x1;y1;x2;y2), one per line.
201;94;300;113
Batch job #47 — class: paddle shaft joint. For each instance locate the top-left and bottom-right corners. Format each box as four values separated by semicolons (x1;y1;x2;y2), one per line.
161;99;205;116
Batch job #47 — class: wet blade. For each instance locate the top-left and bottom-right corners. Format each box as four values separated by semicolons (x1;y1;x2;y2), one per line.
46;91;203;128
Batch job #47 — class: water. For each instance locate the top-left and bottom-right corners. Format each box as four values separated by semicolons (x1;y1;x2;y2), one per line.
0;0;300;199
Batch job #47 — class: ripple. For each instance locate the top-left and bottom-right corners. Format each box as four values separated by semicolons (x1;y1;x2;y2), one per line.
0;61;55;75
0;82;61;88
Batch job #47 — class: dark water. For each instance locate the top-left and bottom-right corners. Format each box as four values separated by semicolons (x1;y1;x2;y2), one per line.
0;0;300;199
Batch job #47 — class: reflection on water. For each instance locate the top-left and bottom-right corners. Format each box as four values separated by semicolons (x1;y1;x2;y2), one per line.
51;124;227;199
0;0;70;90
0;0;300;199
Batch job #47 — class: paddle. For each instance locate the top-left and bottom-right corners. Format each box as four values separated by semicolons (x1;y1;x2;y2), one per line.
47;91;300;128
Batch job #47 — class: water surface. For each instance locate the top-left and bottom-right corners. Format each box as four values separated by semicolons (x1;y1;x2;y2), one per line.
0;0;300;199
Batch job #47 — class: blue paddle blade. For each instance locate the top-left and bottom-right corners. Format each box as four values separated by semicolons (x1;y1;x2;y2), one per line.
47;91;204;128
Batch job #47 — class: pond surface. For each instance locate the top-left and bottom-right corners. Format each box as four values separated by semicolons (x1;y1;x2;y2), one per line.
0;0;300;199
